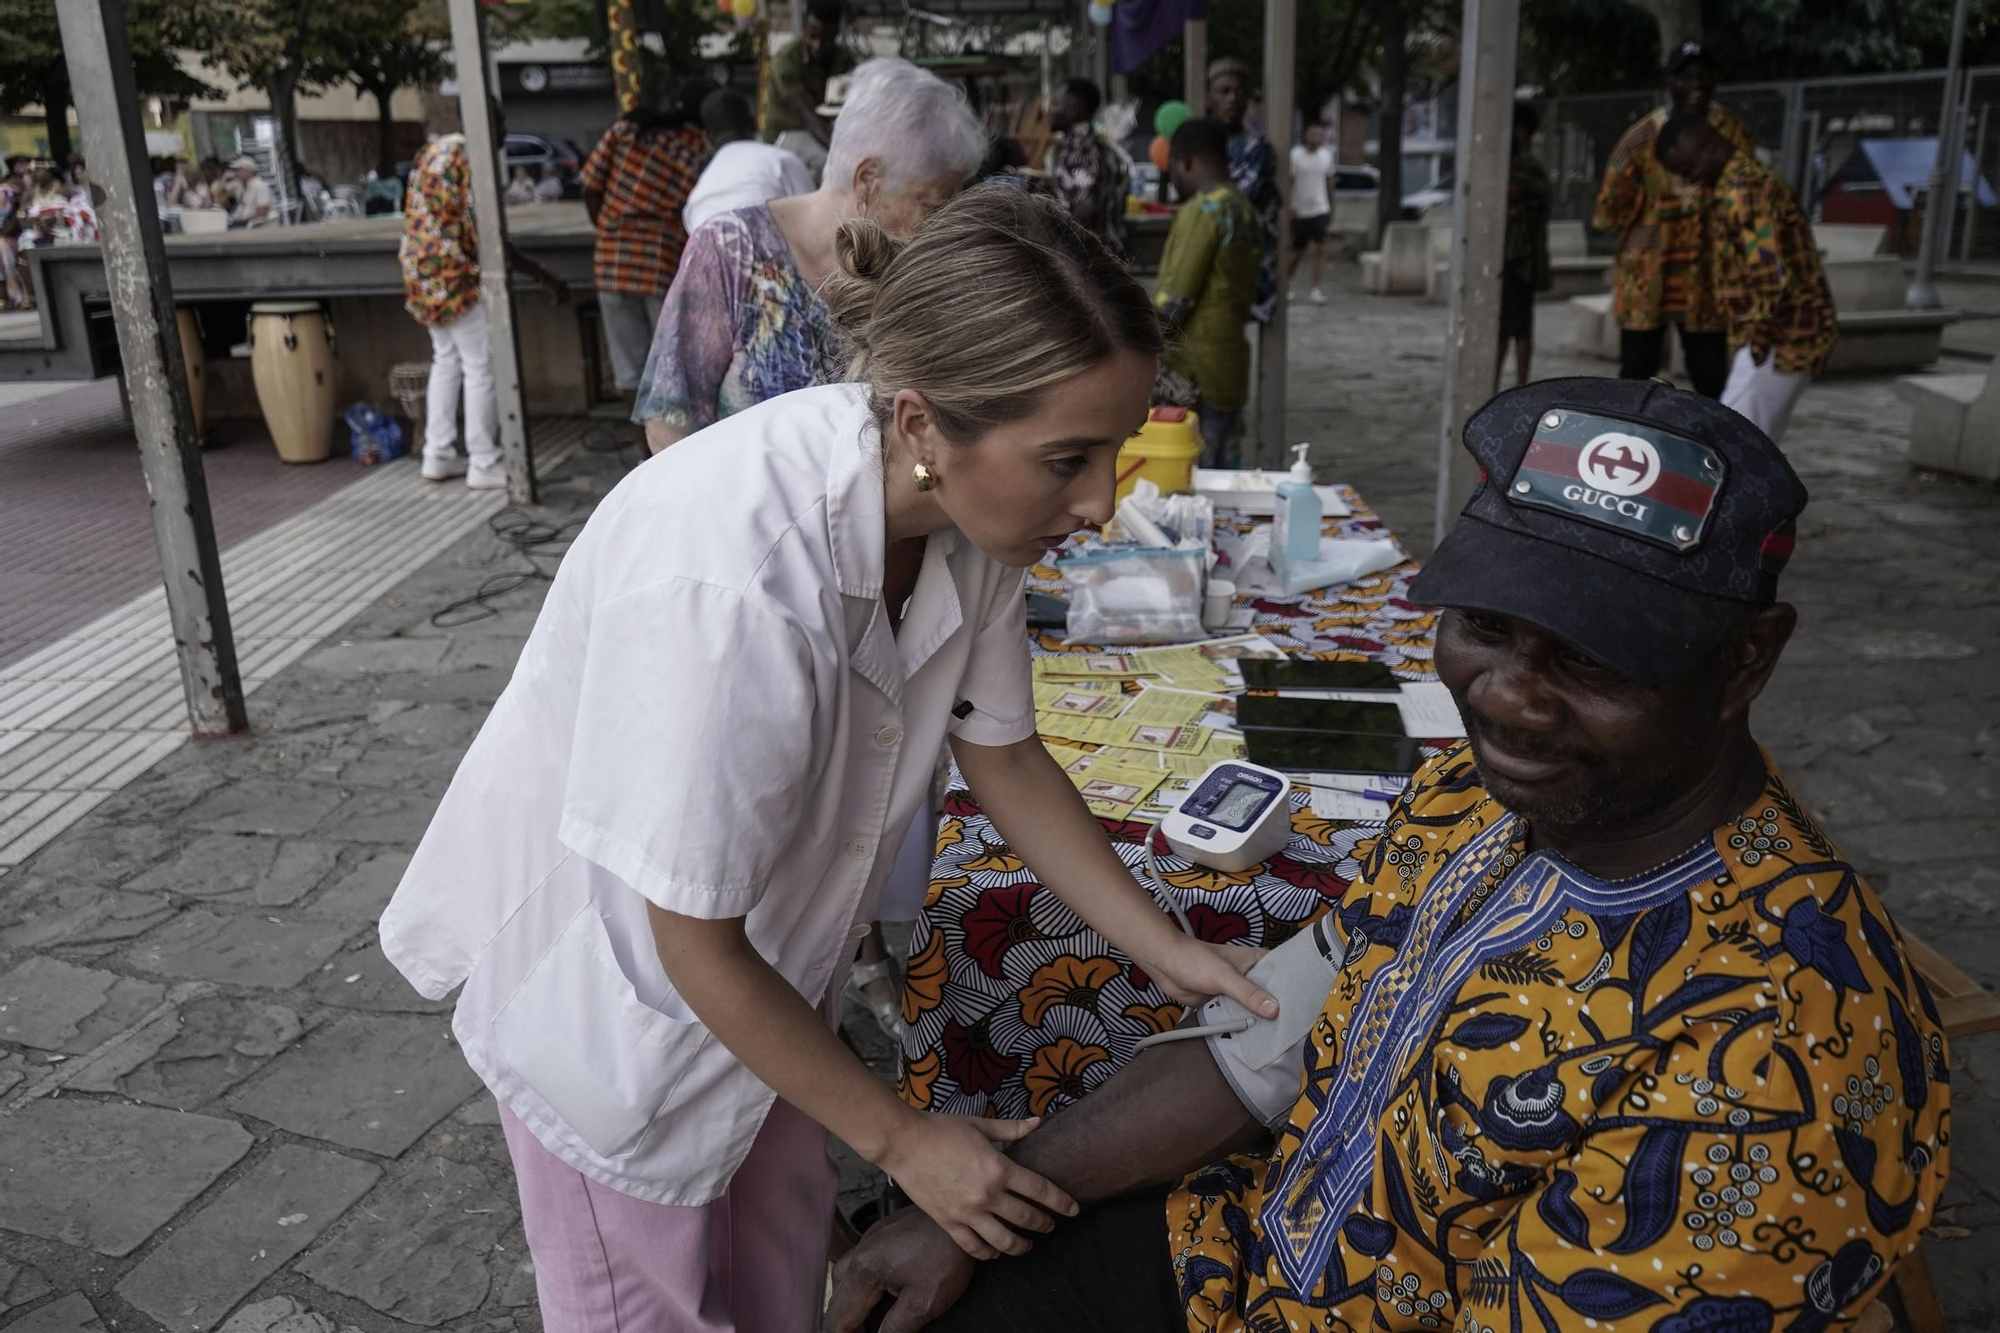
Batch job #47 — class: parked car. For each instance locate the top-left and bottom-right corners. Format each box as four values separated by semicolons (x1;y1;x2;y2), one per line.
504;132;587;200
1332;164;1380;201
1400;174;1453;219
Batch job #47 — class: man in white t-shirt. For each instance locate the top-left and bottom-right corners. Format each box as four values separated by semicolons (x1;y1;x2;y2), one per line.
1286;121;1335;305
227;156;276;228
683;87;816;236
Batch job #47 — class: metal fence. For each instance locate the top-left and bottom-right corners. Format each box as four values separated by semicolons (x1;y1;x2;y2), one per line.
1532;65;2000;261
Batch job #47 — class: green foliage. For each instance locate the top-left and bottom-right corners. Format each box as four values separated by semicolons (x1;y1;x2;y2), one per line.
0;0;210;116
1521;0;1660;94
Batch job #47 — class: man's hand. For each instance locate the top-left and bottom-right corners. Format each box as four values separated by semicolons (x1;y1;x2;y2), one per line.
827;1208;976;1333
538;271;569;305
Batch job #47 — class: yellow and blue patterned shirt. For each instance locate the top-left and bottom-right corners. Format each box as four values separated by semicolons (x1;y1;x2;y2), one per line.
1172;745;1949;1333
1708;152;1840;376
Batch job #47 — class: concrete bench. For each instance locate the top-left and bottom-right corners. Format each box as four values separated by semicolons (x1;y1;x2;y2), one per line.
1359;221;1440;295
1893;367;1999;480
1546;220;1612;299
1815;222;1889;259
1824;256;1907;313
1828;307;1960;375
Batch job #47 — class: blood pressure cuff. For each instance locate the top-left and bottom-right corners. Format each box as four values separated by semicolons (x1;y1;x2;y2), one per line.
1201;914;1344;1128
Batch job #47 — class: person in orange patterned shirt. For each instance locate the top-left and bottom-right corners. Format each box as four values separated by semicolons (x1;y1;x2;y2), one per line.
582;88;711;401
399;100;566;489
1656;112;1837;446
830;378;1949;1333
1591;40;1755;399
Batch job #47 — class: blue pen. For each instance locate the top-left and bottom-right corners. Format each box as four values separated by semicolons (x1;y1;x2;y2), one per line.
1361;788;1404;803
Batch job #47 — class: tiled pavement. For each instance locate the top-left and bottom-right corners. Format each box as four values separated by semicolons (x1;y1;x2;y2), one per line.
0;384;582;870
0;282;1991;1332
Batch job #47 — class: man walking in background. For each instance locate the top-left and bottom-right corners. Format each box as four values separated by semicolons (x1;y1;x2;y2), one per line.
1592;39;1754;397
1498;102;1551;389
760;0;854;181
1656;112;1837;444
684;87;815;235
400;104;566;488
1286;120;1334;305
1155;118;1261;467
1047;78;1132;260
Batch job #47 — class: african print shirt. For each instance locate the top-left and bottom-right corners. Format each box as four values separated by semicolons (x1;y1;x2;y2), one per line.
1708;152;1840;377
1054;123;1133;259
1505;152;1552;291
1155;184;1262;414
1172;744;1950;1333
630;204;836;433
581;120;709;296
399;135;481;329
1591;103;1755;332
1227;130;1280;324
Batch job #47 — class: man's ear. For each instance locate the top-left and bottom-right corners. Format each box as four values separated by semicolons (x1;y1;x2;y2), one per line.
852;156;883;211
1721;603;1796;721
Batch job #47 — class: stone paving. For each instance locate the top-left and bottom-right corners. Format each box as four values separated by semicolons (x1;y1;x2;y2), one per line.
0;276;1993;1332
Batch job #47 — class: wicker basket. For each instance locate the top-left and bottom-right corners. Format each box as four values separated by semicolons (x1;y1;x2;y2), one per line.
389;361;430;431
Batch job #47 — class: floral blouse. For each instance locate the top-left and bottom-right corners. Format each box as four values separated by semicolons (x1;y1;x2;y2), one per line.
630;204;837;434
399;135;481;329
1172;745;1949;1333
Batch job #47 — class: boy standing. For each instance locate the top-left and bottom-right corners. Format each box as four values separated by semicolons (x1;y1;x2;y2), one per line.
1286;120;1335;304
1155;118;1261;467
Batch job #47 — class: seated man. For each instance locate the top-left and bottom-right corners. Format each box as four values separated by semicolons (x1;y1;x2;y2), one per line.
831;376;1951;1333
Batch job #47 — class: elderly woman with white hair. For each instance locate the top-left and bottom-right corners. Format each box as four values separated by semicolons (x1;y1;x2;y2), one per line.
634;57;985;454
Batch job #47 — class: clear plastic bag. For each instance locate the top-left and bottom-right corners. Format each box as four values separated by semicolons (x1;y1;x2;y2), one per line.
1061;544;1207;645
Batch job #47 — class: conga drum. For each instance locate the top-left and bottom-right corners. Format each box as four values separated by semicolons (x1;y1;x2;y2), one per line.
248;301;338;464
175;308;206;439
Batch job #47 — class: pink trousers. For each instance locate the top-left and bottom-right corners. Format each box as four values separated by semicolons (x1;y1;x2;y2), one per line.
500;1100;838;1331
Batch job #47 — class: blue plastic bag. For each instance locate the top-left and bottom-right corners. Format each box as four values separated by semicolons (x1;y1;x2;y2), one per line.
344;401;406;466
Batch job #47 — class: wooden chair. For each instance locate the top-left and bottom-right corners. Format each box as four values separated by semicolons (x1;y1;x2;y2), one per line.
1874;929;2000;1332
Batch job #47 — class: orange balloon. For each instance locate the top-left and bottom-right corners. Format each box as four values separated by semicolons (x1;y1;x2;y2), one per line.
1149;135;1170;171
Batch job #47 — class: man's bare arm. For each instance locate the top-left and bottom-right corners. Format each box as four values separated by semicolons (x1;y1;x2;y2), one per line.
827;1031;1266;1331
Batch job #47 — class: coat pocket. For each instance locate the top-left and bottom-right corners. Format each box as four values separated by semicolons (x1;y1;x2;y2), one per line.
493;906;710;1160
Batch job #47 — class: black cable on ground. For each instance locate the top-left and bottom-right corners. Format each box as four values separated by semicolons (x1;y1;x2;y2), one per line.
426;421;645;627
429;507;587;628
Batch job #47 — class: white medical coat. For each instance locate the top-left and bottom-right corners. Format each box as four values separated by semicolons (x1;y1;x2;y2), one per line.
381;383;1036;1204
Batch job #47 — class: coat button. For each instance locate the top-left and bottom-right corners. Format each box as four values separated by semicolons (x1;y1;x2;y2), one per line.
875;724;903;748
847;838;873;861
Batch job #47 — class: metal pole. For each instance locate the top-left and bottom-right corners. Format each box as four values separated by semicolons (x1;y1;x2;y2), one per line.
1433;0;1519;546
56;0;246;737
1963;102;1990;264
1184;19;1207;117
1256;0;1294;471
1908;0;1972;309
446;0;538;503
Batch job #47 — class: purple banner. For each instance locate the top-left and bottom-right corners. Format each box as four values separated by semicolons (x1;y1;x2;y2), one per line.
1109;0;1208;77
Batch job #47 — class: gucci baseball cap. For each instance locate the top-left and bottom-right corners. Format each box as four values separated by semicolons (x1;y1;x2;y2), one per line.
1409;377;1808;684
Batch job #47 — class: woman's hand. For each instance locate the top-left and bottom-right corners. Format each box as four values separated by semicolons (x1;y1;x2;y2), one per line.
876;1110;1078;1259
1139;935;1277;1018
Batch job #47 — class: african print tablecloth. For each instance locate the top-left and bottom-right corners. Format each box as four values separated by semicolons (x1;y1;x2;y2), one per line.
897;487;1439;1119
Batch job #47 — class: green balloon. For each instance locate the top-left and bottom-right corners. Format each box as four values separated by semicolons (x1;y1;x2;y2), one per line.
1153;100;1192;139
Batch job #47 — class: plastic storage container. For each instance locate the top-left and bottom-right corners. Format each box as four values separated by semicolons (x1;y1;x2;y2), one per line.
1114;407;1202;506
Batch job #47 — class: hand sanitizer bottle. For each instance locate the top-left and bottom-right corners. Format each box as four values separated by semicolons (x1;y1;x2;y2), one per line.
1270;443;1321;585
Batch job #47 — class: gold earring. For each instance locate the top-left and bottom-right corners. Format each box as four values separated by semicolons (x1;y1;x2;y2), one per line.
912;462;937;492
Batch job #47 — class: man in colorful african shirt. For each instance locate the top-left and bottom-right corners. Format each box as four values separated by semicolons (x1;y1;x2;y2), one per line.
1048;77;1131;261
1655;113;1838;447
830;376;1950;1333
1592;40;1756;399
399;103;564;490
1156;118;1262;469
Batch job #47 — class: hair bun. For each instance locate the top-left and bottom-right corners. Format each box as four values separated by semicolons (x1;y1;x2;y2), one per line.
823;218;905;346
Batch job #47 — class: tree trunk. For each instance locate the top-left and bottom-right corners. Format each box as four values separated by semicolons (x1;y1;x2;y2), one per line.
41;72;73;164
1372;0;1406;246
266;64;302;207
1630;0;1700;59
364;80;397;177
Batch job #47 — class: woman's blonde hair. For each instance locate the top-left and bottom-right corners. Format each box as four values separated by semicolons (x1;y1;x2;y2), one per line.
822;183;1163;443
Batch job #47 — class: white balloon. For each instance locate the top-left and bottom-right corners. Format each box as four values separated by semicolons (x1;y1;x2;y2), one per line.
1087;1;1114;25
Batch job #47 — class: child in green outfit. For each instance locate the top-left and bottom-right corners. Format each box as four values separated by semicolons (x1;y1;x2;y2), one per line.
1154;118;1262;467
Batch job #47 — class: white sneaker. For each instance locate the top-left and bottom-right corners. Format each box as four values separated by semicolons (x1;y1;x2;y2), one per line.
1310;288;1328;305
420;454;467;482
466;461;508;491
